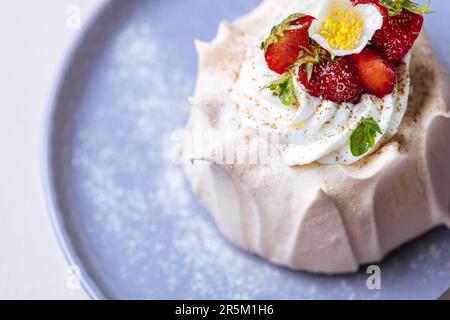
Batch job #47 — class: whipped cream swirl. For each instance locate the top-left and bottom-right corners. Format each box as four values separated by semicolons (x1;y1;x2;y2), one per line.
231;34;410;166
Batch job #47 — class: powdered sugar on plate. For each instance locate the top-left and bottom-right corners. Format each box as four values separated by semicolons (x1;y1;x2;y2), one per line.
50;0;450;299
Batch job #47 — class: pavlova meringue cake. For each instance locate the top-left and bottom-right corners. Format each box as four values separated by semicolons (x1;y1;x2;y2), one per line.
180;0;450;273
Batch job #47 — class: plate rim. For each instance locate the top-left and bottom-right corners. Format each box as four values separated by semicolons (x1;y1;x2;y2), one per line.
39;0;450;300
41;0;112;300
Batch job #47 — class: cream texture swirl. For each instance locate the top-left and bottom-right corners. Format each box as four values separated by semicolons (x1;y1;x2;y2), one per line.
231;16;410;166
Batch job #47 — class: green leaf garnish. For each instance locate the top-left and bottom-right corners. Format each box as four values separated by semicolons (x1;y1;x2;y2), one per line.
262;74;297;106
350;118;382;157
261;13;306;53
379;0;433;16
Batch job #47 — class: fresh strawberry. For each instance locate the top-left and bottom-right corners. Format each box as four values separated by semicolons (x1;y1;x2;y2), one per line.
298;57;363;104
262;13;314;74
351;0;425;65
371;9;423;65
349;48;396;98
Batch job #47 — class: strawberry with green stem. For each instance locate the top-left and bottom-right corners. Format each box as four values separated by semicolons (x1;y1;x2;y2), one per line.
296;44;364;104
262;13;315;74
352;0;431;65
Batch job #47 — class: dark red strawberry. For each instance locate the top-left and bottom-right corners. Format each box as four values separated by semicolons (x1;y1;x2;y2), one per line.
349;48;396;98
262;14;314;74
371;10;423;65
298;57;363;104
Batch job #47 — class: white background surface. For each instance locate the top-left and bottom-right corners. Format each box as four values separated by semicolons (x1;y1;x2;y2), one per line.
0;0;106;299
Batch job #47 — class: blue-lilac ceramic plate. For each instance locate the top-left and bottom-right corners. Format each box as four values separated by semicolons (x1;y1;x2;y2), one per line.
43;0;450;299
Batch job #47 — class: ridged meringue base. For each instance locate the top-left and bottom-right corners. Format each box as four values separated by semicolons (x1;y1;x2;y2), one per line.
182;0;450;273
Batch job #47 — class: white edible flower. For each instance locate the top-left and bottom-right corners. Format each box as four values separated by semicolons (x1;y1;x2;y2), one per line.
308;0;383;56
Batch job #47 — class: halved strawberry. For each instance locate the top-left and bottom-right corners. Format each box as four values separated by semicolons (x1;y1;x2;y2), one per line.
371;9;423;65
349;48;396;98
262;14;314;74
298;56;363;104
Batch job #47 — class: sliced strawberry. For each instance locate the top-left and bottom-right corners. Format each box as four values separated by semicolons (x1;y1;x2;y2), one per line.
298;57;363;104
263;14;314;74
349;48;396;98
371;9;423;65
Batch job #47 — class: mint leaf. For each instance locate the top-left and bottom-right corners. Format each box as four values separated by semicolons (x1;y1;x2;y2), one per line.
263;74;297;106
350;118;382;157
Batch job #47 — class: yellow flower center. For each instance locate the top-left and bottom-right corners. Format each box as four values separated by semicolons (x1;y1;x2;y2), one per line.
320;3;364;51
